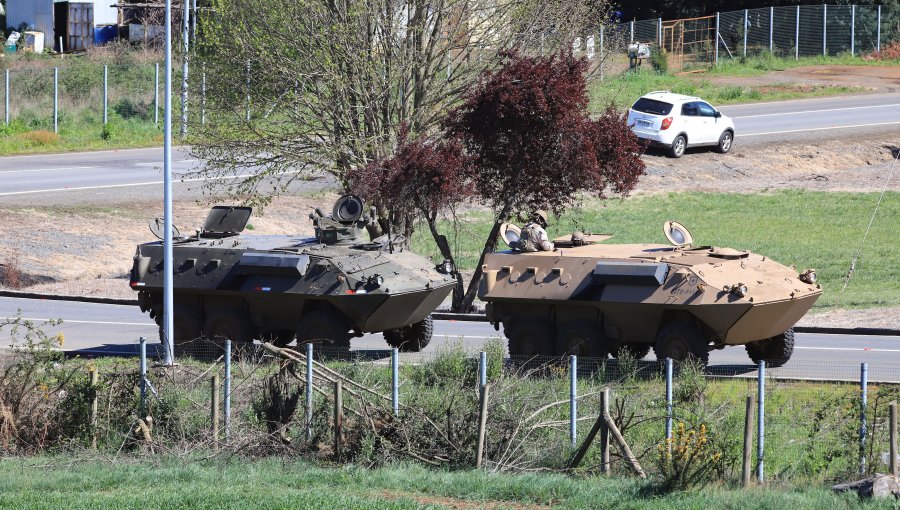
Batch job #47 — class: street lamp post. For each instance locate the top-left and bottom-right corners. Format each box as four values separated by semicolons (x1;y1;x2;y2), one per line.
162;0;175;365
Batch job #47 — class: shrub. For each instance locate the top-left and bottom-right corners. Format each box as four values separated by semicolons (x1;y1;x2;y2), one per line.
23;130;59;146
656;422;722;491
868;41;900;61
650;46;668;74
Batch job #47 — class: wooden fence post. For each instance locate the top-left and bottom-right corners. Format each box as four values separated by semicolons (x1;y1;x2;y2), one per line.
890;401;897;478
89;367;98;449
601;387;610;475
334;380;343;459
211;373;220;449
476;383;491;468
742;395;755;488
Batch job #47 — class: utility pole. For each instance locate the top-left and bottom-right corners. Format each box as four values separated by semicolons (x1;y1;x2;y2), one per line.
162;0;175;364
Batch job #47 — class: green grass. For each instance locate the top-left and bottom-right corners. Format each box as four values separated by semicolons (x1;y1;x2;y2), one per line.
411;191;900;310
0;457;889;509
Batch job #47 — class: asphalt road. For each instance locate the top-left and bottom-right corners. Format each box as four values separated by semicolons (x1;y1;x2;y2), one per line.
0;146;333;205
2;297;897;382
0;94;897;204
718;92;900;145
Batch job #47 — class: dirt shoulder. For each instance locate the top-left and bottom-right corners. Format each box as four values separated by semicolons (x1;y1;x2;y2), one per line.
1;134;898;329
705;65;900;94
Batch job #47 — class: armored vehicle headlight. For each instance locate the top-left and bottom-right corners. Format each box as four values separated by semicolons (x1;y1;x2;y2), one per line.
730;283;748;298
799;269;817;284
436;259;455;275
368;274;385;287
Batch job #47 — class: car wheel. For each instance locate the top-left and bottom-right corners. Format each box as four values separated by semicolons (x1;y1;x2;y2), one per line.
716;130;733;154
669;135;686;158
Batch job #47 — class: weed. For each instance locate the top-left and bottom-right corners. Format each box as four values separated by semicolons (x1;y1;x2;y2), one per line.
23;130;59;146
0;252;22;289
657;422;722;491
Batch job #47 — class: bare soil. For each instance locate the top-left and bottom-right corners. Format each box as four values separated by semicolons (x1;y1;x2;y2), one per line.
706;65;900;94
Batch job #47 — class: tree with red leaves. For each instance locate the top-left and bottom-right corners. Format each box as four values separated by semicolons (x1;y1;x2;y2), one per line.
443;50;646;311
348;129;473;309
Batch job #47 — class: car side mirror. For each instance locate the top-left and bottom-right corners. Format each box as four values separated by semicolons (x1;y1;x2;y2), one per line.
715;111;722;118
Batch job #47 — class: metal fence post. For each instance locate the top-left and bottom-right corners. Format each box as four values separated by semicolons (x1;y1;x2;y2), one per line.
391;347;399;415
599;26;605;81
154;62;159;126
306;342;314;440
796;6;801;59
860;362;868;476
665;358;673;442
743;9;748;57
4;69;8;126
851;5;856;56
658;18;662;47
877;5;881;52
479;351;487;388
245;60;251;123
715;13;720;65
89;367;98;448
769;7;774;53
224;339;232;442
139;336;147;414
103;64;108;125
630;21;634;44
53;66;58;133
570;354;577;447
823;4;827;56
757;360;766;483
200;65;206;126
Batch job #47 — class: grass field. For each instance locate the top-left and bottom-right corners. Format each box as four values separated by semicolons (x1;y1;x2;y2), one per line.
585;52;900;111
410;190;900;310
0;457;890;510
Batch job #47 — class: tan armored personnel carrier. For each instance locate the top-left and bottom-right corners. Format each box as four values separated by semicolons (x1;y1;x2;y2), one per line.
479;221;822;366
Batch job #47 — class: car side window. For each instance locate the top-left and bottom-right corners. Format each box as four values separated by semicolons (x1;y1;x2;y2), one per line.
697;102;717;117
680;102;699;116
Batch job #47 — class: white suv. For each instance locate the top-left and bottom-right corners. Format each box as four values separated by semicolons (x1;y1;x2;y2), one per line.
627;91;735;158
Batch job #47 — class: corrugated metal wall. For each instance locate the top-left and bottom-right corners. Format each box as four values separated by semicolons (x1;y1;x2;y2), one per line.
6;0;56;49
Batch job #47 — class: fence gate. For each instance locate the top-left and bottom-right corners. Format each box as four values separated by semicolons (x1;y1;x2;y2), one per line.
662;15;716;72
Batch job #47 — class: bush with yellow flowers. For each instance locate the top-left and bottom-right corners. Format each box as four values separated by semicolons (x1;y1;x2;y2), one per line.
656;422;722;491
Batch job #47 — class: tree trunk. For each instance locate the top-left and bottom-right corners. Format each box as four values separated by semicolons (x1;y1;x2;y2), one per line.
460;205;510;312
425;217;464;311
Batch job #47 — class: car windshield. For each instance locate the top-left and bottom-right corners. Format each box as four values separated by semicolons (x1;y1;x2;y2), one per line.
631;98;673;116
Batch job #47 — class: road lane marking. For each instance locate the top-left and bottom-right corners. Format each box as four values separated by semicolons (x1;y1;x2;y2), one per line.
0;166;99;174
721;94;900;108
135;159;198;167
733;103;900;119
6;317;154;327
0;170;302;196
0;146;188;160
738;121;900;137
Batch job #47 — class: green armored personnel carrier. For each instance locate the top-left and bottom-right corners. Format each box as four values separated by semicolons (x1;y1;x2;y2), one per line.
130;195;455;354
480;221;822;366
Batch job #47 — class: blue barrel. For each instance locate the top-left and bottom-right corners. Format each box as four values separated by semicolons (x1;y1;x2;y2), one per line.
94;25;117;45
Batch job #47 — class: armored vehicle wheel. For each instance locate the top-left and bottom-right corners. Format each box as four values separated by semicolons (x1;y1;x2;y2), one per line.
613;342;652;360
653;322;708;365
297;308;352;352
203;308;255;359
507;319;554;357
156;305;206;359
384;316;434;352
745;328;795;368
557;320;608;358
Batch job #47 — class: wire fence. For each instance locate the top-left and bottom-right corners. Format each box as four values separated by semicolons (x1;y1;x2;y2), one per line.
2;61;165;134
612;4;897;70
3;328;898;485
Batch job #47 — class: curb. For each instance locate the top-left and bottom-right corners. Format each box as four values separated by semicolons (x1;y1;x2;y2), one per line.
0;289;137;306
3;290;899;337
